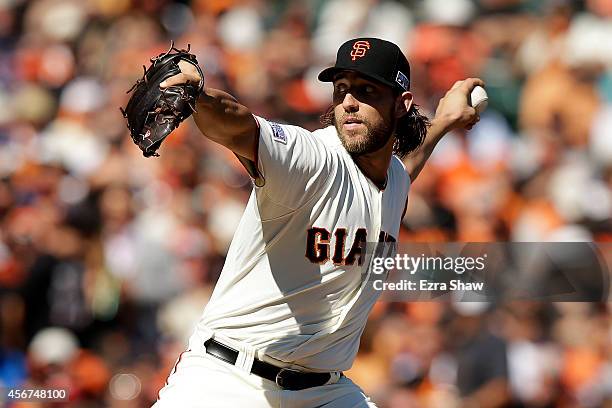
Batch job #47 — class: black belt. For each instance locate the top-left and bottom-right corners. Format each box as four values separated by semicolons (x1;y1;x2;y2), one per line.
203;338;337;391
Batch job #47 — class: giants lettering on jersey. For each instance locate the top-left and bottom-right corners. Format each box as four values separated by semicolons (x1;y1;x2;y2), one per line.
305;227;396;266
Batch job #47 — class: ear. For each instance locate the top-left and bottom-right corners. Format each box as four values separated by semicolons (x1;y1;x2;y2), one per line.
394;91;413;119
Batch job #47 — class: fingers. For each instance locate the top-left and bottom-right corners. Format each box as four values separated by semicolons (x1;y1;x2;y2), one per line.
177;60;198;74
160;61;202;88
450;80;463;92
160;74;189;88
465;113;480;131
460;77;485;92
447;78;485;97
446;80;465;95
160;73;202;88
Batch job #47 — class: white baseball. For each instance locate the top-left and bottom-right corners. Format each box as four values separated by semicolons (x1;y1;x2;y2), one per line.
469;85;488;115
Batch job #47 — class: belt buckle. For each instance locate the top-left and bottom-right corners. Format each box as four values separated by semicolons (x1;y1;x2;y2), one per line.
275;367;302;389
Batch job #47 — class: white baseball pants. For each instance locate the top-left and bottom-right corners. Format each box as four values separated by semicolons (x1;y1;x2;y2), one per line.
152;330;378;408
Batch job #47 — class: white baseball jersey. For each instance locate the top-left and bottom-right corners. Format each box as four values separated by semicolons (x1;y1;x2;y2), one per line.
197;116;410;372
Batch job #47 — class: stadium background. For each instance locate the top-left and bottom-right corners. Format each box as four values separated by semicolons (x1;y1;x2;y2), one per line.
0;0;611;406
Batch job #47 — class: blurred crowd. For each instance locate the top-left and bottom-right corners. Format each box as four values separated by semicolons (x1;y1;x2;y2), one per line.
0;0;611;406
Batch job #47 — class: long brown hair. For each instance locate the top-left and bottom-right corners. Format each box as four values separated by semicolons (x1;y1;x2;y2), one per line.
320;103;430;159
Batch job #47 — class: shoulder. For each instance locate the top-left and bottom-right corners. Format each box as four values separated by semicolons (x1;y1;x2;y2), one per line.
390;155;411;191
312;126;345;156
390;155;409;176
312;125;340;142
255;116;335;146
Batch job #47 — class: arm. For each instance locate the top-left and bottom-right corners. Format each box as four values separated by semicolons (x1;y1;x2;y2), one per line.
403;118;447;183
160;61;257;161
160;60;331;207
403;78;485;182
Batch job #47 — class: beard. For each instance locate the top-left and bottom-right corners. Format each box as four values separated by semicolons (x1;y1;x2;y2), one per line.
333;111;394;157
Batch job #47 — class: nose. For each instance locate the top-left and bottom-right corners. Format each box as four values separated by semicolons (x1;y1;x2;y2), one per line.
342;93;359;112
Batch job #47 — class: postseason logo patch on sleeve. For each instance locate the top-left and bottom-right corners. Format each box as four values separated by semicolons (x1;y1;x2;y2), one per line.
270;122;287;145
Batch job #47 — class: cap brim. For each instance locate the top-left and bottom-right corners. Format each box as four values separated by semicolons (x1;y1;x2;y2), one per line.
318;67;400;91
318;67;342;82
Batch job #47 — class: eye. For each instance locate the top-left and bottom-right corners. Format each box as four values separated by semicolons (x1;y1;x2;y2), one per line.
333;85;349;101
334;84;348;94
363;85;375;94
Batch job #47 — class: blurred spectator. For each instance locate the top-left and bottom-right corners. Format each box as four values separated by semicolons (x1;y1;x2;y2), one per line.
0;0;610;406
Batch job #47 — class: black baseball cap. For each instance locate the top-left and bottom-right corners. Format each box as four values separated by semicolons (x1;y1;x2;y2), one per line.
318;37;410;92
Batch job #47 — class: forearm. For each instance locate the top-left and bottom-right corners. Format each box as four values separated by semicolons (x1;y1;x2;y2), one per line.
403;118;448;182
192;87;258;160
403;77;484;182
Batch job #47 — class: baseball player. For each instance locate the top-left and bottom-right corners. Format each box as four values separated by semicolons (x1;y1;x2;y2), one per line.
152;37;482;407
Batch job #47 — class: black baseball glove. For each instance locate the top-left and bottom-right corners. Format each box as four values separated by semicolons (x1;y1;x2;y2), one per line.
120;43;204;157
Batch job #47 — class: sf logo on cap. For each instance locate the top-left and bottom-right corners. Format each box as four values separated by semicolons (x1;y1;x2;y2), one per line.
350;40;370;61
